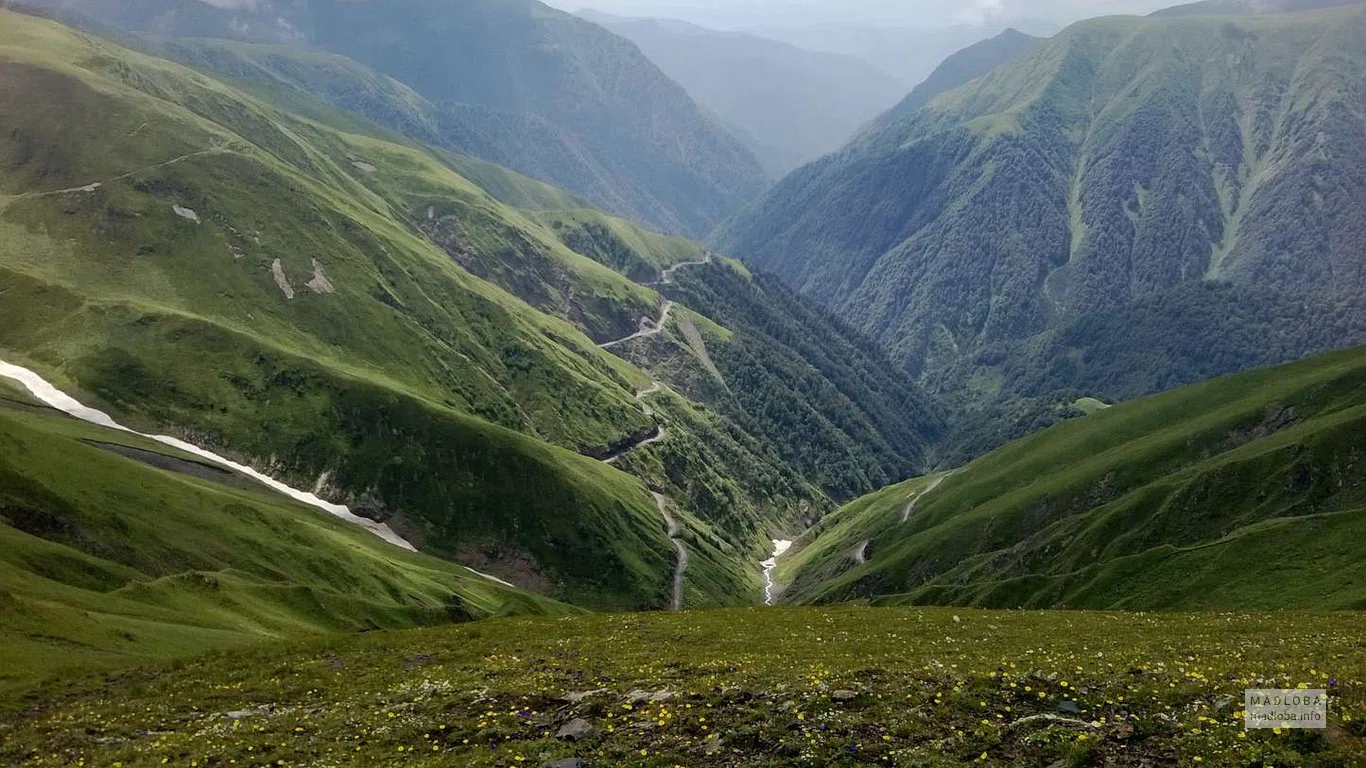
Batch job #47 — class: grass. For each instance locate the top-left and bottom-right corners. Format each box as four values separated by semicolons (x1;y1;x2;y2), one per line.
0;386;573;700
2;606;1364;766
780;347;1366;609
0;9;738;609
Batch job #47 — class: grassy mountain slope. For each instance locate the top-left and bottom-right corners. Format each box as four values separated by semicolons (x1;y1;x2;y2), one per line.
5;606;1365;766
578;11;906;176
0;9;706;610
25;0;768;236
0;379;570;696
778;347;1366;610
718;6;1366;454
0;11;943;610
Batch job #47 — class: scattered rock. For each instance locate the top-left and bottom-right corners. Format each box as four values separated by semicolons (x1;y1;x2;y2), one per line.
271;258;295;299
228;244;245;260
621;688;675;704
1110;720;1135;740
545;759;584;768
305;259;335;295
832;690;858;702
555;718;594;742
404;654;438;669
1057;700;1082;715
224;706;270;720
172;204;200;224
560;689;607;704
351;161;377;174
703;734;723;755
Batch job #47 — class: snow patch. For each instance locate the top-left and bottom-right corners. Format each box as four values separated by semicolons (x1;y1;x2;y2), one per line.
0;360;416;552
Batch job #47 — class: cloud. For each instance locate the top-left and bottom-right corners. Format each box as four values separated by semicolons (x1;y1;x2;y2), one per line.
953;0;1006;25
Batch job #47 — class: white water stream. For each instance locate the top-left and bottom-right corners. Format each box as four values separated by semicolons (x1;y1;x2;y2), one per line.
761;539;793;606
0;360;518;588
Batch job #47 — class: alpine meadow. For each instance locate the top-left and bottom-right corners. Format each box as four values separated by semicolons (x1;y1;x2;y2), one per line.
1;1;1365;767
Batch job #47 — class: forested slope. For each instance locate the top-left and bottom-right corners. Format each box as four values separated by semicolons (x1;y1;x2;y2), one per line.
719;6;1366;457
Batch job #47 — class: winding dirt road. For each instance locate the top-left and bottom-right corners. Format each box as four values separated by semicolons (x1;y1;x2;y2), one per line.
652;492;688;611
900;473;950;523
598;301;676;350
646;252;713;286
594;255;718;609
597;252;713;351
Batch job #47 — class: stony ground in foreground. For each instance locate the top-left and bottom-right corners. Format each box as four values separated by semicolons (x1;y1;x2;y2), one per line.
3;607;1364;767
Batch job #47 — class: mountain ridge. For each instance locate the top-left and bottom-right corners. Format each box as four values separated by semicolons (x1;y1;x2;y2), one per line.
718;5;1366;458
20;0;768;236
576;10;907;175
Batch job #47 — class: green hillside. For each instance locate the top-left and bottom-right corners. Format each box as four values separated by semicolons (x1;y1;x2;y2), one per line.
4;606;1363;766
0;10;941;614
0;378;570;697
28;0;768;236
718;5;1366;456
777;347;1366;610
0;9;700;610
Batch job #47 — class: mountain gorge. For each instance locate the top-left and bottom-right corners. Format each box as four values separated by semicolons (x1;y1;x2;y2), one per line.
7;2;1366;764
719;4;1366;458
0;5;942;637
577;11;908;175
27;0;767;236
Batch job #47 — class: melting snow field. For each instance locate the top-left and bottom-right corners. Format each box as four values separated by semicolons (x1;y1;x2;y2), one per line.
0;360;536;589
0;360;416;550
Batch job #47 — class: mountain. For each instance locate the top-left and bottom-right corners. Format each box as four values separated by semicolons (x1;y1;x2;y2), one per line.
745;20;1060;88
777;346;1366;609
1153;0;1365;16
21;0;767;237
862;29;1041;135
0;10;940;617
576;11;906;176
718;6;1366;455
0;376;570;693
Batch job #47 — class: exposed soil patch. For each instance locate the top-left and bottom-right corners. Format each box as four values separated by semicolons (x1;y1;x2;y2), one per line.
271;259;295;299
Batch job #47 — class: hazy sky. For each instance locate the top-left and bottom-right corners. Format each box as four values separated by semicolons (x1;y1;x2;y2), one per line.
544;0;1179;28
